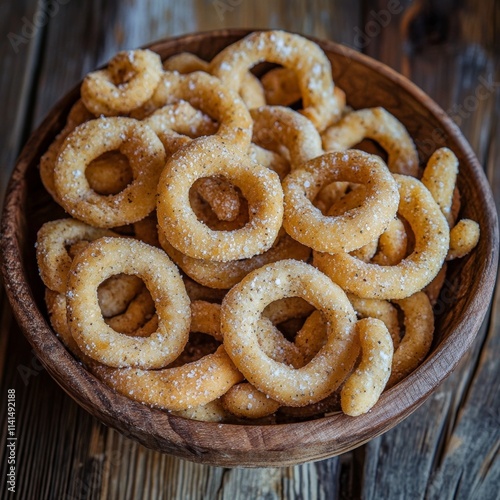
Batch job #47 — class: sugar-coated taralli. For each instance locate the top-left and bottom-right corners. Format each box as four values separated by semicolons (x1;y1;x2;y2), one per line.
262;297;315;325
348;295;401;349
81;49;163;116
142;101;218;148
313;186;374;261
143;101;241;222
221;383;281;419
261;67;302;106
293;310;327;364
96;273;144;319
159;229;310;289
340;318;393;416
36;218;117;294
92;344;244;410
210;30;344;130
84;151;133;195
45;289;84;357
105;286;155;336
387;292;434;388
163;52;266;109
261;66;346;111
54;117;166;228
40;100;94;202
221;260;358;406
371;217;408;266
283;150;399;253
421;147;458;226
171;399;230;422
190;300;223;341
251;106;323;169
66;240;147;320
248;143;290;180
321;107;419;177
144;71;253;149
91;303;244;411
66;237;190;369
447;219;480;260
183;276;229;303
314;175;449;299
157;135;284;262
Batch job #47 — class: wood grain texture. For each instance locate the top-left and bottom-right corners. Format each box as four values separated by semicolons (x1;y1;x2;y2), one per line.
0;0;498;498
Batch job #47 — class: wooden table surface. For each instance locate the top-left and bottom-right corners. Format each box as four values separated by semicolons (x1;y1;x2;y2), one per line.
0;1;498;498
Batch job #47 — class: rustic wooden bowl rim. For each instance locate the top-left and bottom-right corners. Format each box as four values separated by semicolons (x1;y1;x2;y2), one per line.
1;29;498;467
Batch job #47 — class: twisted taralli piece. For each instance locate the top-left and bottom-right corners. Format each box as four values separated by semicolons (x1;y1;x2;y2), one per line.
66;237;191;369
221;260;359;406
283;150;400;253
210;30;344;130
157;135;284;262
54;117;166;228
340;318;393;416
81;49;163;116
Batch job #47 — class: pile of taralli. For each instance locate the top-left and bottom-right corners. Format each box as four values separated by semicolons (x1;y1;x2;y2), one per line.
36;30;480;422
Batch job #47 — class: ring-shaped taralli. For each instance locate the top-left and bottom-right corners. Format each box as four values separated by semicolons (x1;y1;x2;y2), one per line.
163;52;266;109
321;107;419;176
157;135;284;262
66;237;191;369
314;175;450;299
54;117;166;228
210;30;343;131
36;218;117;294
221;260;358;406
251;106;323;169
81;49;163;116
283;150;399;253
145;71;253;149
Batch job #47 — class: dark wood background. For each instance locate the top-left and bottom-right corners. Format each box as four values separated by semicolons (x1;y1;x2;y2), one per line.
0;0;498;498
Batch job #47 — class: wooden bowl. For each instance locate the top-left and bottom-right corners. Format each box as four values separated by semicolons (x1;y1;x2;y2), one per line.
1;29;498;467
